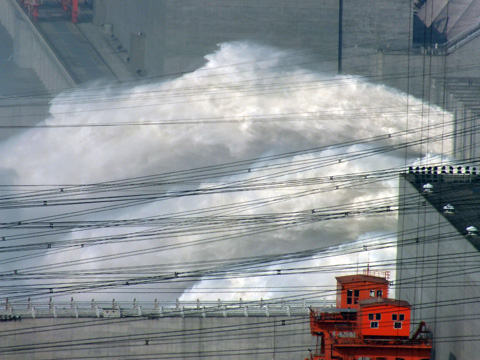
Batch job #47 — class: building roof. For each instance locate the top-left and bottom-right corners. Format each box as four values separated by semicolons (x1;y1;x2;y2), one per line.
403;171;480;250
336;274;389;285
359;297;410;308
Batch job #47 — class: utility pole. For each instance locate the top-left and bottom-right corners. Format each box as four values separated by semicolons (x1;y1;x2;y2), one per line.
338;0;343;74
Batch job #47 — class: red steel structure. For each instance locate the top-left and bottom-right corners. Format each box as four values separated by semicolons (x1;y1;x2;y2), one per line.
20;0;41;21
306;272;432;360
20;0;79;23
61;0;79;23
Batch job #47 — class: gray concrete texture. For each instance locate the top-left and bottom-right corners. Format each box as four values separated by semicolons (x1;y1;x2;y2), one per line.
0;315;313;359
0;0;75;92
93;0;411;78
396;176;480;359
94;0;338;76
0;16;49;139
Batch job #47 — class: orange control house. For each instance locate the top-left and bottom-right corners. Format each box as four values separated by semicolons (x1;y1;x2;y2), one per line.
306;271;432;360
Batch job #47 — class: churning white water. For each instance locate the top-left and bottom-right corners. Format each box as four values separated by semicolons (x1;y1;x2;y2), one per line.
0;42;452;302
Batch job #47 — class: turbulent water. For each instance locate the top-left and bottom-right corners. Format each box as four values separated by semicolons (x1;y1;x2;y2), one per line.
0;42;452;302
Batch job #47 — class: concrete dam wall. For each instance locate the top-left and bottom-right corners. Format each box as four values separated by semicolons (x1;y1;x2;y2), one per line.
0;0;74;92
0;300;317;360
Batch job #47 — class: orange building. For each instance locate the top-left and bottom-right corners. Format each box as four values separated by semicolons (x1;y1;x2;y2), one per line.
306;273;431;360
336;274;390;309
358;298;411;338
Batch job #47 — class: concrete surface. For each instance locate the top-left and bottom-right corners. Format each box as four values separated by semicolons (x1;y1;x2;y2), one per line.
396;174;480;359
0;315;313;359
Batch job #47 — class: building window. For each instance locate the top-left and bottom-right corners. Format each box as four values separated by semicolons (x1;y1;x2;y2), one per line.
394;322;402;329
392;314;397;321
368;313;374;320
347;289;353;304
370;290;375;297
347;289;359;304
370;321;379;328
354;289;359;304
399;314;405;321
375;313;381;320
376;290;382;297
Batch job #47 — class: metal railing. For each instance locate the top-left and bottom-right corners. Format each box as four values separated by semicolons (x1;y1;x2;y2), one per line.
0;298;336;319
